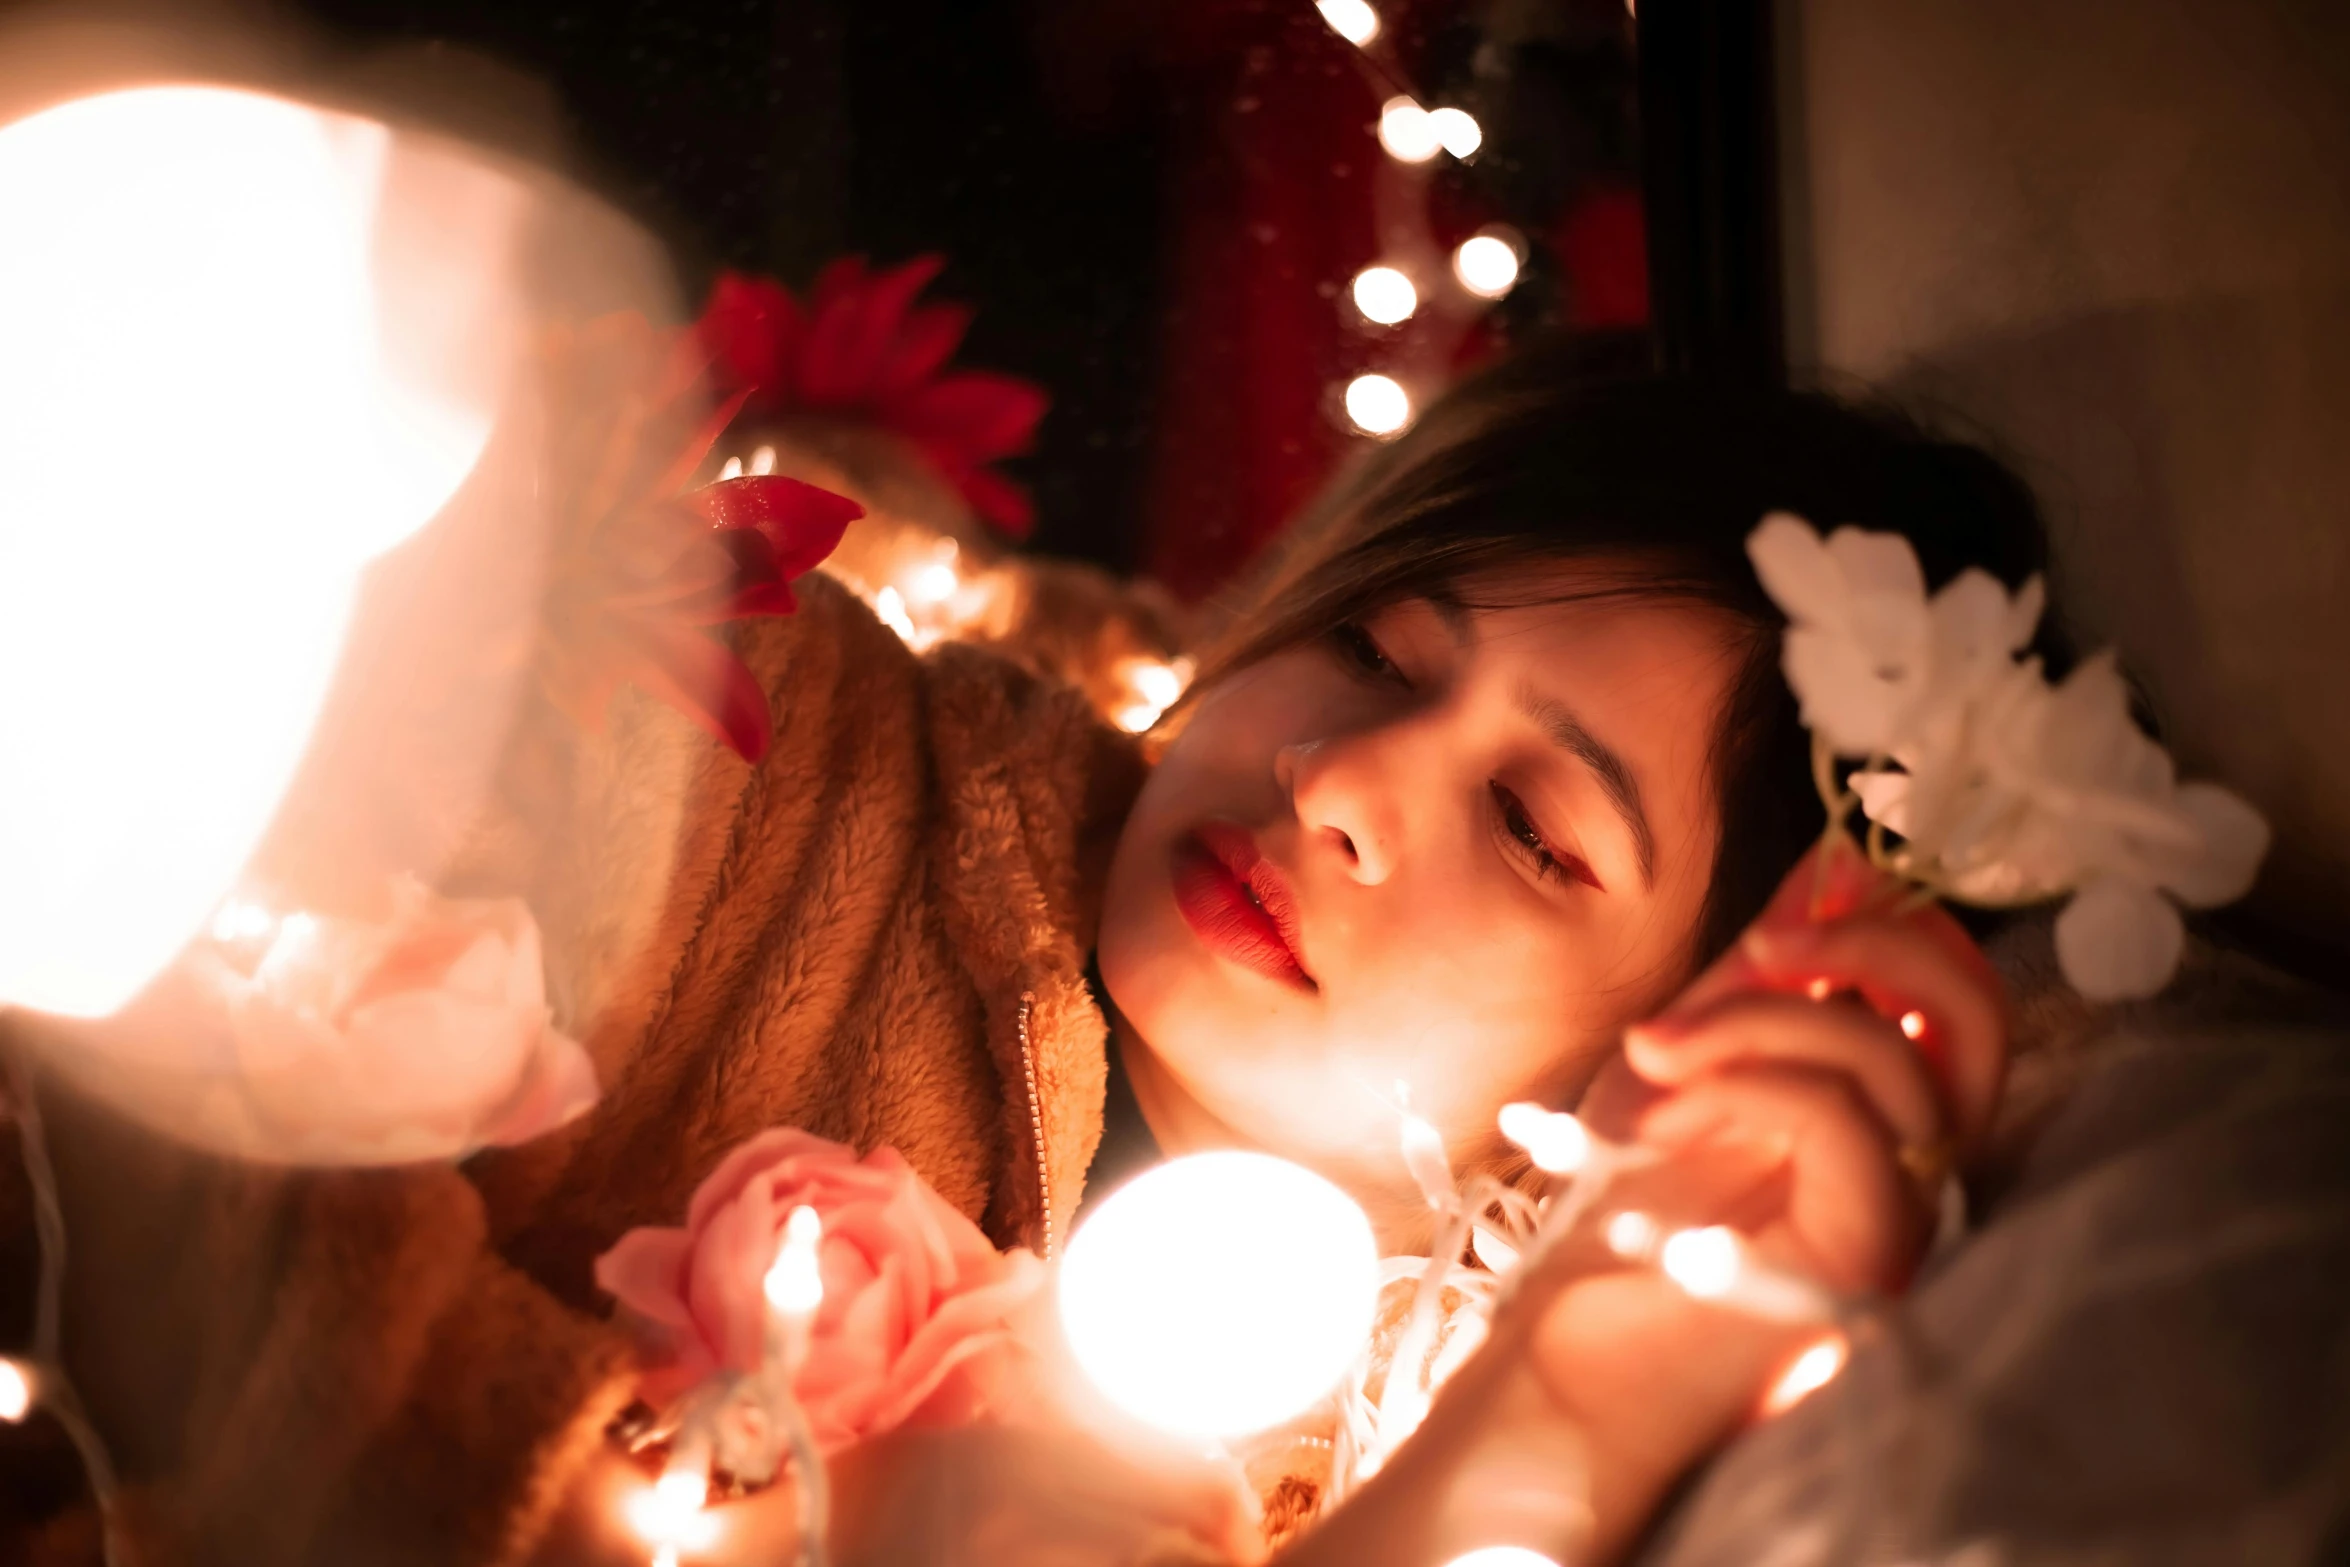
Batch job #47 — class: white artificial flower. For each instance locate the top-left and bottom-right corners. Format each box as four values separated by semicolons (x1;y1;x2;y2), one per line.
1746;512;2043;758
1749;513;2270;1003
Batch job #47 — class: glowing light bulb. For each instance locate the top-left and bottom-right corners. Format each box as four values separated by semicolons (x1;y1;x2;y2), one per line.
749;444;777;476
1351;265;1419;325
718;454;744;481
1428;107;1482;159
1344;374;1411;436
1659;1226;1743;1299
1900;1009;1928;1041
1763;1334;1848;1416
1604;1209;1659;1260
1316;0;1380;46
1444;1550;1562;1567
763;1205;824;1316
1059;1151;1379;1438
0;1358;32;1423
906;560;960;607
1130;660;1184;711
0;85;518;1018
207;897;277;946
874;585;918;644
1453;232;1523;299
1400;1111;1454;1208
1497;1102;1591;1174
1377;98;1440;163
625;1467;721;1554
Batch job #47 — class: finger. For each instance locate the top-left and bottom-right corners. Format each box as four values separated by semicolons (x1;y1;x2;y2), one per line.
1658;836;1899;1023
1624;991;1946;1150
1739;914;2007;1143
1637;1063;1927;1294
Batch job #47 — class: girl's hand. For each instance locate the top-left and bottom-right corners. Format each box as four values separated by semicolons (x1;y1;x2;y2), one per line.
1595;837;2010;1294
1367;839;2011;1566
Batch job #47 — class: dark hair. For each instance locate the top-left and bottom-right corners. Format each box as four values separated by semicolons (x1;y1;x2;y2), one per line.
1190;339;2062;973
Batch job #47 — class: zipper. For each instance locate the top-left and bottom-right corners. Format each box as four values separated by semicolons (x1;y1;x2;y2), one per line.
1017;992;1055;1258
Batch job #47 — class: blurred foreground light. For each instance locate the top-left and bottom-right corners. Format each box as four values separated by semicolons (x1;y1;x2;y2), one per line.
1659;1226;1743;1298
1351;265;1418;325
1344;373;1412;436
1428;107;1482;159
626;1469;720;1555
1763;1334;1848;1416
1454;231;1523;299
1604;1209;1659;1260
0;85;516;1018
0;1358;32;1423
1444;1551;1561;1567
1497;1102;1590;1174
1059;1151;1379;1439
1377;97;1440;163
1316;0;1381;46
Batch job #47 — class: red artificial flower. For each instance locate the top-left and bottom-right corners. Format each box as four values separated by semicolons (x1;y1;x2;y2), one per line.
537;315;863;763
696;256;1050;539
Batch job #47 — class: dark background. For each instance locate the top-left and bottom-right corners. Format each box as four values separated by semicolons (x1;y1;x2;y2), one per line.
284;0;1648;588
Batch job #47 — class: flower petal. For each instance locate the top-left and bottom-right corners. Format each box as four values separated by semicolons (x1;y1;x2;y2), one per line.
1823;523;1928;603
615;620;774;763
693;475;863;577
953;466;1035;540
698;271;806;403
894;371;1049;461
1745;513;1842;626
2055;877;2185;1001
476;1024;601;1148
594;1227;699;1330
2153;782;2271;907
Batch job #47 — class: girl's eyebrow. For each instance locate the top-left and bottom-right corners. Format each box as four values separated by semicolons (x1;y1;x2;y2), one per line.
1510;678;1656;889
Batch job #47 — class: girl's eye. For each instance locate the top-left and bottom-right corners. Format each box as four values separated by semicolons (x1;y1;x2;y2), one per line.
1489;782;1602;891
1328;620;1405;685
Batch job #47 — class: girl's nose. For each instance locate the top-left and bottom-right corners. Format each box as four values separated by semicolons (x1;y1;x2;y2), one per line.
1277;736;1398;885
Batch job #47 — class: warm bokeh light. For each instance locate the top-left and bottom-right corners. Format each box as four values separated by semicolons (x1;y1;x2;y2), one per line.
1429;106;1483;159
1604;1209;1659;1260
1351;264;1419;325
0;1358;32;1423
906;559;960;607
1443;1550;1562;1567
626;1468;721;1555
1763;1334;1848;1416
1344;373;1412;436
0;85;515;1018
1316;0;1381;46
1377;97;1440;163
1497;1102;1591;1174
1453;231;1523;299
1900;1008;1928;1040
1659;1226;1743;1298
1058;1151;1379;1439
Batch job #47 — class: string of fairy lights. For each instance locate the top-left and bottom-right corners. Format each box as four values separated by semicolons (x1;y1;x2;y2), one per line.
1315;0;1529;440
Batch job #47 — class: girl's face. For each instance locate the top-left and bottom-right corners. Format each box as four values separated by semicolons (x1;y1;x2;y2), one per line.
1098;571;1744;1195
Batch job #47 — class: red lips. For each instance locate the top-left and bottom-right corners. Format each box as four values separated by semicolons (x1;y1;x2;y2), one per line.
1170;821;1315;991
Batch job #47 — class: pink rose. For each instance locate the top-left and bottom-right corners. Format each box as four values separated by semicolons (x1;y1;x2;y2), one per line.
215;877;598;1163
595;1129;1048;1454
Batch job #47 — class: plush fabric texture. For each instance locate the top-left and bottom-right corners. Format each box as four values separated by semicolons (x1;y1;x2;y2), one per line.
0;574;1145;1567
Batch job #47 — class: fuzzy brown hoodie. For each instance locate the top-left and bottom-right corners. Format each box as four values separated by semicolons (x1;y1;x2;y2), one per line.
0;574;1147;1567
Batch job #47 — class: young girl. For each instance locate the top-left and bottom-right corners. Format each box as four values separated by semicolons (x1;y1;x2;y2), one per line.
6;342;2044;1567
